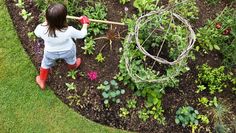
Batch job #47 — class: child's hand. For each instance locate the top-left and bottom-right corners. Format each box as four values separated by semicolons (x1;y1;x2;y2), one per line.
78;16;90;25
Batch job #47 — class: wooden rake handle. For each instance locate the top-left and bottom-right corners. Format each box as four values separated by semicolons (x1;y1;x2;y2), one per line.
66;15;126;26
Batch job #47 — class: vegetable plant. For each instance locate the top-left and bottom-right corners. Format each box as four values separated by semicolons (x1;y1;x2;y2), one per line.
97;80;125;106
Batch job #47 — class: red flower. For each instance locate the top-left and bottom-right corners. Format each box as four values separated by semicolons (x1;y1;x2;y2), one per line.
223;28;231;35
87;71;98;81
215;22;222;29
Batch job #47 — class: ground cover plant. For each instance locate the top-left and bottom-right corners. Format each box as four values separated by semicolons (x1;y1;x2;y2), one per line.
6;0;236;132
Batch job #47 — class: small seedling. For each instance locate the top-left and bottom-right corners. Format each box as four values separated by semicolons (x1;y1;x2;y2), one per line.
67;70;78;80
20;9;32;21
65;82;76;91
119;107;129;118
15;0;24;8
95;53;105;63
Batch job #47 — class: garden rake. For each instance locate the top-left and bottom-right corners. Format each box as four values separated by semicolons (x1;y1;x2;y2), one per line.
66;15;125;26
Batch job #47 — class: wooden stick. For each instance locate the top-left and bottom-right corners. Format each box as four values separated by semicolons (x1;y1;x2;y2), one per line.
66;15;126;26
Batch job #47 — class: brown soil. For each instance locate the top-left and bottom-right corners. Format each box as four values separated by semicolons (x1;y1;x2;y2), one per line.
6;0;236;133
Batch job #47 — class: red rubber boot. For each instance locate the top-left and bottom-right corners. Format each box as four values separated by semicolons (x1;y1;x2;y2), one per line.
36;67;49;90
68;58;81;70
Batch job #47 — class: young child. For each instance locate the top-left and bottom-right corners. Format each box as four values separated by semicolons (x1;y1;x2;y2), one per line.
34;3;90;90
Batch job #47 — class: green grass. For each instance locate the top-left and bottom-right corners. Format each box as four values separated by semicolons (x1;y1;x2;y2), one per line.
0;1;128;133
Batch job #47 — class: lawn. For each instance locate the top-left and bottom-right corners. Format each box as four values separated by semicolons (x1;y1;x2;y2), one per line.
0;0;127;132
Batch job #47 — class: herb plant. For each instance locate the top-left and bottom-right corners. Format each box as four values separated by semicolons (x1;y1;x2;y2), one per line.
97;80;125;106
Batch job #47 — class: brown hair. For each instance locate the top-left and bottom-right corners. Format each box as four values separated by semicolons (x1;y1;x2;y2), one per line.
46;3;68;37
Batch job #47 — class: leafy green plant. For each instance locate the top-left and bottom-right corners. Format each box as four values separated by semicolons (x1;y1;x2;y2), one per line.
198;96;218;107
65;82;76;91
80;3;108;36
27;31;36;41
169;0;199;21
20;9;32;21
196;64;231;94
97;80;125;106
15;0;24;8
119;107;129;118
119;0;130;4
133;0;157;13
197;7;235;58
197;115;210;125
82;37;95;55
138;109;150;122
175;106;199;127
67;70;78;80
127;99;137;109
95;52;105;63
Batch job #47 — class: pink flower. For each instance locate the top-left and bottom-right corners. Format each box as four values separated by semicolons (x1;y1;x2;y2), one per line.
87;71;98;81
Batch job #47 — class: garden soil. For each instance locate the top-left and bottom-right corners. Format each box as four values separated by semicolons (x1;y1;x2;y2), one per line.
6;0;236;132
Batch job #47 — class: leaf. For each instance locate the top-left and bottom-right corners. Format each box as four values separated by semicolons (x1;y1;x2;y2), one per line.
120;89;125;94
175;118;180;124
213;45;220;50
104;99;109;104
116;99;121;103
104;80;109;85
102;92;109;98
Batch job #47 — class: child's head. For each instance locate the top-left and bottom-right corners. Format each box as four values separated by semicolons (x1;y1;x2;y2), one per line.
46;3;68;37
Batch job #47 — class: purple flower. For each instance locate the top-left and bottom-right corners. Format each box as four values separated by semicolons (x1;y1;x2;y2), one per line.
87;71;98;81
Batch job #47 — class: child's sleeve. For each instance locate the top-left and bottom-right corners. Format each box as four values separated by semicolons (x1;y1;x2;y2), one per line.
70;26;87;39
34;25;42;37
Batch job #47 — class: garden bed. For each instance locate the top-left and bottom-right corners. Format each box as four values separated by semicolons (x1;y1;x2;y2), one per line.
6;0;236;132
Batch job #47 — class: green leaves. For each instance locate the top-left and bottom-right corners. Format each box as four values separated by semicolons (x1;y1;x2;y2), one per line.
175;106;200;127
67;70;78;80
82;37;95;55
196;64;232;94
65;82;76;91
95;53;105;63
97;80;125;106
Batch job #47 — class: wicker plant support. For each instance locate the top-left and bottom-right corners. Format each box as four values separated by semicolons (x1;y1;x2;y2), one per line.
123;9;196;83
135;10;196;65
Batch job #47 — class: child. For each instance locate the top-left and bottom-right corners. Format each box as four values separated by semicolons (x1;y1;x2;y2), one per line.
34;3;90;90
